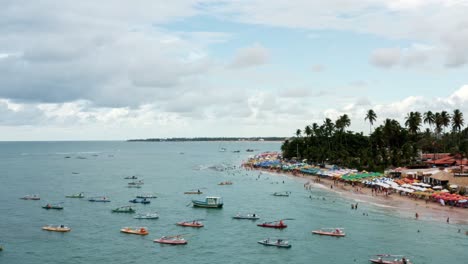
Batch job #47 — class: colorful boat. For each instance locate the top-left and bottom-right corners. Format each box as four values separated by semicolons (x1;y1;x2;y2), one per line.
154;235;187;245
232;213;259;220
136;194;157;199
192;196;223;208
112;206;136;213
257;238;291;248
134;213;159;219
369;255;412;264
272;191;290;197
129;198;150;204
176;220;204;228
42;203;64;210
20;195;40;200
257;220;287;229
42;225;71;232
66;192;84;198
120;227;148;236
312;228;346;237
88;196;110;202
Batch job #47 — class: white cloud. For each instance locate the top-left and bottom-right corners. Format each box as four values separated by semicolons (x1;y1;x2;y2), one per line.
228;43;270;69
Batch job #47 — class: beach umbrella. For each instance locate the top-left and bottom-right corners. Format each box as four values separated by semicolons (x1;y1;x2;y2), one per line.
449;185;458;189
441;189;449;193
432;186;443;190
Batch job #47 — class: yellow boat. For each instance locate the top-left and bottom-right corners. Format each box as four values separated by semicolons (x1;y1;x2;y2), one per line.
42;225;71;232
120;227;149;236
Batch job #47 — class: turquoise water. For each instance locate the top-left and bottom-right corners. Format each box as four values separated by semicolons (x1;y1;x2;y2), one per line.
0;141;466;264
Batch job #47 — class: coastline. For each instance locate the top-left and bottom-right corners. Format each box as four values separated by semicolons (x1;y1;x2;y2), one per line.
250;167;468;226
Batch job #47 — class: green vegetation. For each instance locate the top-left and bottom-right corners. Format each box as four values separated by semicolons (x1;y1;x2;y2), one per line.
281;109;468;172
128;137;286;142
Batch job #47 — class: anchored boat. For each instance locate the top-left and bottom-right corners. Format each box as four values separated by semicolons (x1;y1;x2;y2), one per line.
134;213;159;219
312;228;346;237
369;255;412;264
120;227;148;236
42;225;71;232
176;219;204;228
42;203;64;210
232;213;259;220
154;235;187;245
128;180;144;186
218;181;233;185
129;198;150;204
192;196;223;208
20;195;40;200
66;192;84;198
272;191;290;197
136;194;157;199
184;190;203;194
112;206;136;213
88;196;110;202
257;238;291;248
124;176;138;179
257;220;288;229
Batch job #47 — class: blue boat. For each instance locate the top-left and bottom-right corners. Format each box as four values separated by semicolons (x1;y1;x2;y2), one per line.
192;196;223;208
129;198;150;204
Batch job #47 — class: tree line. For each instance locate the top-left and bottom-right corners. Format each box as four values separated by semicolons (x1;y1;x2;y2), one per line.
281;109;468;172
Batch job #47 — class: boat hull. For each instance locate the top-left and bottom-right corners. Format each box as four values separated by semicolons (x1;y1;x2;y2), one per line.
42;227;71;232
232;216;259;220
369;259;408;264
120;228;148;236
154;239;187;245
192;201;223;208
257;224;287;229
257;240;291;248
176;222;204;228
312;231;345;237
184;192;203;194
42;206;63;210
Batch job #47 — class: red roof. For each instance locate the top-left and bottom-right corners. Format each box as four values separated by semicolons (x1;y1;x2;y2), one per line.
427;156;468;166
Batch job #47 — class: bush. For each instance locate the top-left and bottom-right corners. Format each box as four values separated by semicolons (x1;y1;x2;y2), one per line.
458;186;466;196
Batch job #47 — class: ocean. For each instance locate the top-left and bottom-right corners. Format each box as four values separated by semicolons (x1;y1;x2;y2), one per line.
0;141;466;263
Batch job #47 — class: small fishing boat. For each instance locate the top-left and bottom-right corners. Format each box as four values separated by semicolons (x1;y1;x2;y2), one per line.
246;149;254;152
184;190;203;194
128;180;144;186
369;255;412;264
124;176;138;179
192;196;223;208
112;206;136;213
218;181;233;185
134;213;159;219
272;191;290;197
42;203;64;210
154;235;187;245
88;196;110;202
66;192;84;198
136;194;157;199
312;228;346;237
257;220;287;229
42;225;71;232
129;198;150;204
120;227;148;236
176;220;204;228
20;195;40;200
257;238;291;248
232;213;259;220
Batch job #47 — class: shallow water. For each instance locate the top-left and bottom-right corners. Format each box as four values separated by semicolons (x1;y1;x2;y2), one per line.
0;141;466;263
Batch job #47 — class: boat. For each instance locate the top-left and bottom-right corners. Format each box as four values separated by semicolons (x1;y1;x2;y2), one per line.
129;198;150;204
246;149;254;152
192;196;223;208
312;228;346;237
20;195;40;200
124;176;138;179
232;213;259;220
257;238;291;248
184;191;203;194
257;220;287;229
134;213;159;219
136;194;157;199
42;203;64;210
218;181;233;185
232;150;241;153
66;192;84;198
369;255;412;264
88;196;110;202
219;147;227;152
273;191;290;197
128;180;144;186
154;235;187;245
112;206;136;213
176;220;204;228
120;227;148;236
127;185;142;188
42;225;71;232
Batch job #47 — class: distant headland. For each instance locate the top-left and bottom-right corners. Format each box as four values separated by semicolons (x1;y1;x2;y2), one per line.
127;137;286;142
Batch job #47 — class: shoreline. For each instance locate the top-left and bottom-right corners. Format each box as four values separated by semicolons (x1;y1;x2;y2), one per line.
251;167;468;226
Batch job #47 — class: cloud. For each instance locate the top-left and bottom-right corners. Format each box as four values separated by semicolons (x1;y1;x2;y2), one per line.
370;44;434;69
311;64;325;72
228;43;270;69
370;48;401;68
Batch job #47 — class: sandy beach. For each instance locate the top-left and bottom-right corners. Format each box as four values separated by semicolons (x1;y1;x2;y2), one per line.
250;167;468;226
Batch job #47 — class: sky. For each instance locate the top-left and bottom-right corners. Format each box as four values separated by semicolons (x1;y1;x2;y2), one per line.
1;0;468;140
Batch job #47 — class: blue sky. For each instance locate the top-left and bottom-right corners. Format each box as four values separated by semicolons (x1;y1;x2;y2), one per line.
0;0;468;140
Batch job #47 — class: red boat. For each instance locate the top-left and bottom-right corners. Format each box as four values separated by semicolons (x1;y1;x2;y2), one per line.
176;221;204;228
257;220;287;229
312;228;345;237
369;255;412;264
154;235;187;245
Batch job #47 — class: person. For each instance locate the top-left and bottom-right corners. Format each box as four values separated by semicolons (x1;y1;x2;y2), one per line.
60;225;64;228
197;189;200;193
446;217;449;223
415;212;419;219
402;257;407;264
253;213;256;217
351;204;355;209
355;203;358;210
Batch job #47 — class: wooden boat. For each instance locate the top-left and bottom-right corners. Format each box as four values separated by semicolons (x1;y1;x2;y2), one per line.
257;238;291;248
218;181;233;185
124;176;138;179
129;198;150;204
42;225;71;232
42;203;64;210
232;213;259;220
312;228;346;237
136;194;157;199
112;206;135;213
88;196;110;202
120;227;148;236
184;190;203;195
192;196;223;208
66;192;84;198
154;235;187;245
369;255;412;264
176;220;204;228
134;213;159;219
272;191;290;197
20;195;40;200
257;220;287;229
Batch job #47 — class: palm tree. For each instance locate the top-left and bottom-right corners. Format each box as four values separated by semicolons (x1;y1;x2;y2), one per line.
365;109;377;134
423;111;435;133
434;112;443;136
440;111;451;134
405;111;422;135
296;129;302;138
452;109;464;133
304;125;312;137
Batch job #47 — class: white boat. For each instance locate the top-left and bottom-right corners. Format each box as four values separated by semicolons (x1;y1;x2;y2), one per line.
136;194;157;199
134;213;159;219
